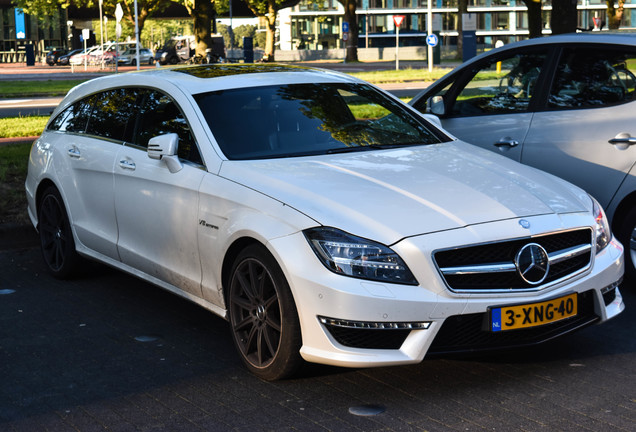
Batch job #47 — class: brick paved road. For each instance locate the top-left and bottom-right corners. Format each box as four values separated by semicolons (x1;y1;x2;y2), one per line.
1;246;634;431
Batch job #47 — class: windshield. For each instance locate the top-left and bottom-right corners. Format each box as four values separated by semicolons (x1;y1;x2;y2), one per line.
195;83;449;160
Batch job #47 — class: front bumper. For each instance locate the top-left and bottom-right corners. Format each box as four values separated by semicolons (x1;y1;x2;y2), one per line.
270;215;625;368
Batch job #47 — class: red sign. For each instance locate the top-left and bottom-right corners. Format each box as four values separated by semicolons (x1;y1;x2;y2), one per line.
393;15;405;28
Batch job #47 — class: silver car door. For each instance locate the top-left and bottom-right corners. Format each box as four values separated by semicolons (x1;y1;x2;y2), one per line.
522;45;636;210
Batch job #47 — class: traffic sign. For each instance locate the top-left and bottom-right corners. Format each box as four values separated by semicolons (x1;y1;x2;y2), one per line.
393;15;405;28
426;33;438;47
342;22;349;33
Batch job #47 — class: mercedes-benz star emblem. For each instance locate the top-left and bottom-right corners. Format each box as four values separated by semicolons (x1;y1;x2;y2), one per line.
515;243;550;285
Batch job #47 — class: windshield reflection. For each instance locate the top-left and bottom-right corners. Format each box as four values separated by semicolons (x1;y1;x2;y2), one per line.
195;83;448;160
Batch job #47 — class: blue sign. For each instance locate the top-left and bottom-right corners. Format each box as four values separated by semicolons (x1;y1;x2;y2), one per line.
426;34;438;47
15;9;26;39
342;22;349;33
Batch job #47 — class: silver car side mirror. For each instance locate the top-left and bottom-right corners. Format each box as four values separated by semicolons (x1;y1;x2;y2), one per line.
428;95;446;116
148;133;183;173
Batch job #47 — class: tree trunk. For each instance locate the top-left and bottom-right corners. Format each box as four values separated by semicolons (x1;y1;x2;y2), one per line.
343;0;358;62
457;0;468;60
606;0;625;30
193;0;214;57
263;1;277;60
550;0;578;34
522;0;543;38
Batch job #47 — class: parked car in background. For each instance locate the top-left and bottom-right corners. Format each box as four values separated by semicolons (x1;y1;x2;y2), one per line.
410;33;636;282
154;35;224;64
69;46;99;65
26;64;624;380
57;49;84;66
46;48;67;66
117;48;154;65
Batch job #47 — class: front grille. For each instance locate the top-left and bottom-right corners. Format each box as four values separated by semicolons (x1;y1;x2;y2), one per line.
434;228;593;292
428;290;598;354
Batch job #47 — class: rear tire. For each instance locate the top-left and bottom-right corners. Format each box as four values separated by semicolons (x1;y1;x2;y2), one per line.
38;186;80;278
228;244;303;380
616;206;636;283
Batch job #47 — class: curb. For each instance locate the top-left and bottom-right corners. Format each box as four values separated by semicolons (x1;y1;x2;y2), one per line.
0;223;39;250
0;136;39;146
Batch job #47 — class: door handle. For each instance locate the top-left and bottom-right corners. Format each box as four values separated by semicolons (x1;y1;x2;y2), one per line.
608;133;636;150
493;137;519;150
119;159;136;170
67;147;81;158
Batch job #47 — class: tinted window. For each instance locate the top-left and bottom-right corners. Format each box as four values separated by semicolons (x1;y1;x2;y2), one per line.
47;96;95;133
85;88;140;141
548;46;636;108
450;51;547;116
195;83;446;160
134;90;202;164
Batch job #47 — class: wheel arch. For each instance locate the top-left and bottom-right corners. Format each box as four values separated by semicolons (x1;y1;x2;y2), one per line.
221;236;263;306
34;178;60;228
610;190;636;235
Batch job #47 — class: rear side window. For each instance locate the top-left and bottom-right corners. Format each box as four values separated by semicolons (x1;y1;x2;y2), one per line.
548;46;636;109
85;88;141;141
48;96;95;133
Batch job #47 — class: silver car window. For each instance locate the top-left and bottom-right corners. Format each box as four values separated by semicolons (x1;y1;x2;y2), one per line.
548;46;636;109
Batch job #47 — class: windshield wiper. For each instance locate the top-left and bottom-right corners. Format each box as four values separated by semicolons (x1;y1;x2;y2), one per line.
325;143;415;154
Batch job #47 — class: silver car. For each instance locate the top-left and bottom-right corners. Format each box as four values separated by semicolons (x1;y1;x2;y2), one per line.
410;33;636;282
117;48;154;66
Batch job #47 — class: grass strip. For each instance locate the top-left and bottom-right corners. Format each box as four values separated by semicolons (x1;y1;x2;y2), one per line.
0;141;31;224
0;79;87;98
349;67;453;83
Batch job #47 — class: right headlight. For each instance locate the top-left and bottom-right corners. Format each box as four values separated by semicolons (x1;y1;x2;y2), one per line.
304;227;418;285
591;195;611;252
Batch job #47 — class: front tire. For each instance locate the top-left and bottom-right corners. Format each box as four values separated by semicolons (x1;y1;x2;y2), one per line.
616;206;636;283
38;186;80;278
228;244;303;380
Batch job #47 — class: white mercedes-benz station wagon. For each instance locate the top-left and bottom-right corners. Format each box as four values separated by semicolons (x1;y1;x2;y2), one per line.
26;64;625;380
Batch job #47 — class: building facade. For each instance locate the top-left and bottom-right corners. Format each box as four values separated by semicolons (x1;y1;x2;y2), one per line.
279;0;636;52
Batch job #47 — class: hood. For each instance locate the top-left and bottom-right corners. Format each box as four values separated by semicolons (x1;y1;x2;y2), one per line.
219;141;590;245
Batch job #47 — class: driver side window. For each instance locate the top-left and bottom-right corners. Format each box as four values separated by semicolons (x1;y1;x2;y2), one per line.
450;51;547;116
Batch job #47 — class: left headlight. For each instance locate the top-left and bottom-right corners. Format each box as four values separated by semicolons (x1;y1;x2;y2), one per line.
304;227;418;285
591;195;611;252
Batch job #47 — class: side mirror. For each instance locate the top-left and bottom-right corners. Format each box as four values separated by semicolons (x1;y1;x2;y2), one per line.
421;113;443;129
428;95;446;116
148;133;183;173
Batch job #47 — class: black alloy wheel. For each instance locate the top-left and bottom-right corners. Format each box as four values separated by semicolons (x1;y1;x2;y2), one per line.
38;186;79;278
228;244;302;380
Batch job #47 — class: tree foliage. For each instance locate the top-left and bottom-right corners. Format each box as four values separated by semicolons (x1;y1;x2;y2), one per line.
240;0;301;60
13;0;173;38
218;24;264;49
606;0;626;29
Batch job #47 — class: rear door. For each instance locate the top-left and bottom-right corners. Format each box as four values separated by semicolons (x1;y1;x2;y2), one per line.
522;44;636;209
46;90;138;260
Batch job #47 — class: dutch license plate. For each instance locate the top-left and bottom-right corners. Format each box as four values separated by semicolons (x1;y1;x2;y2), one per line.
490;293;578;332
